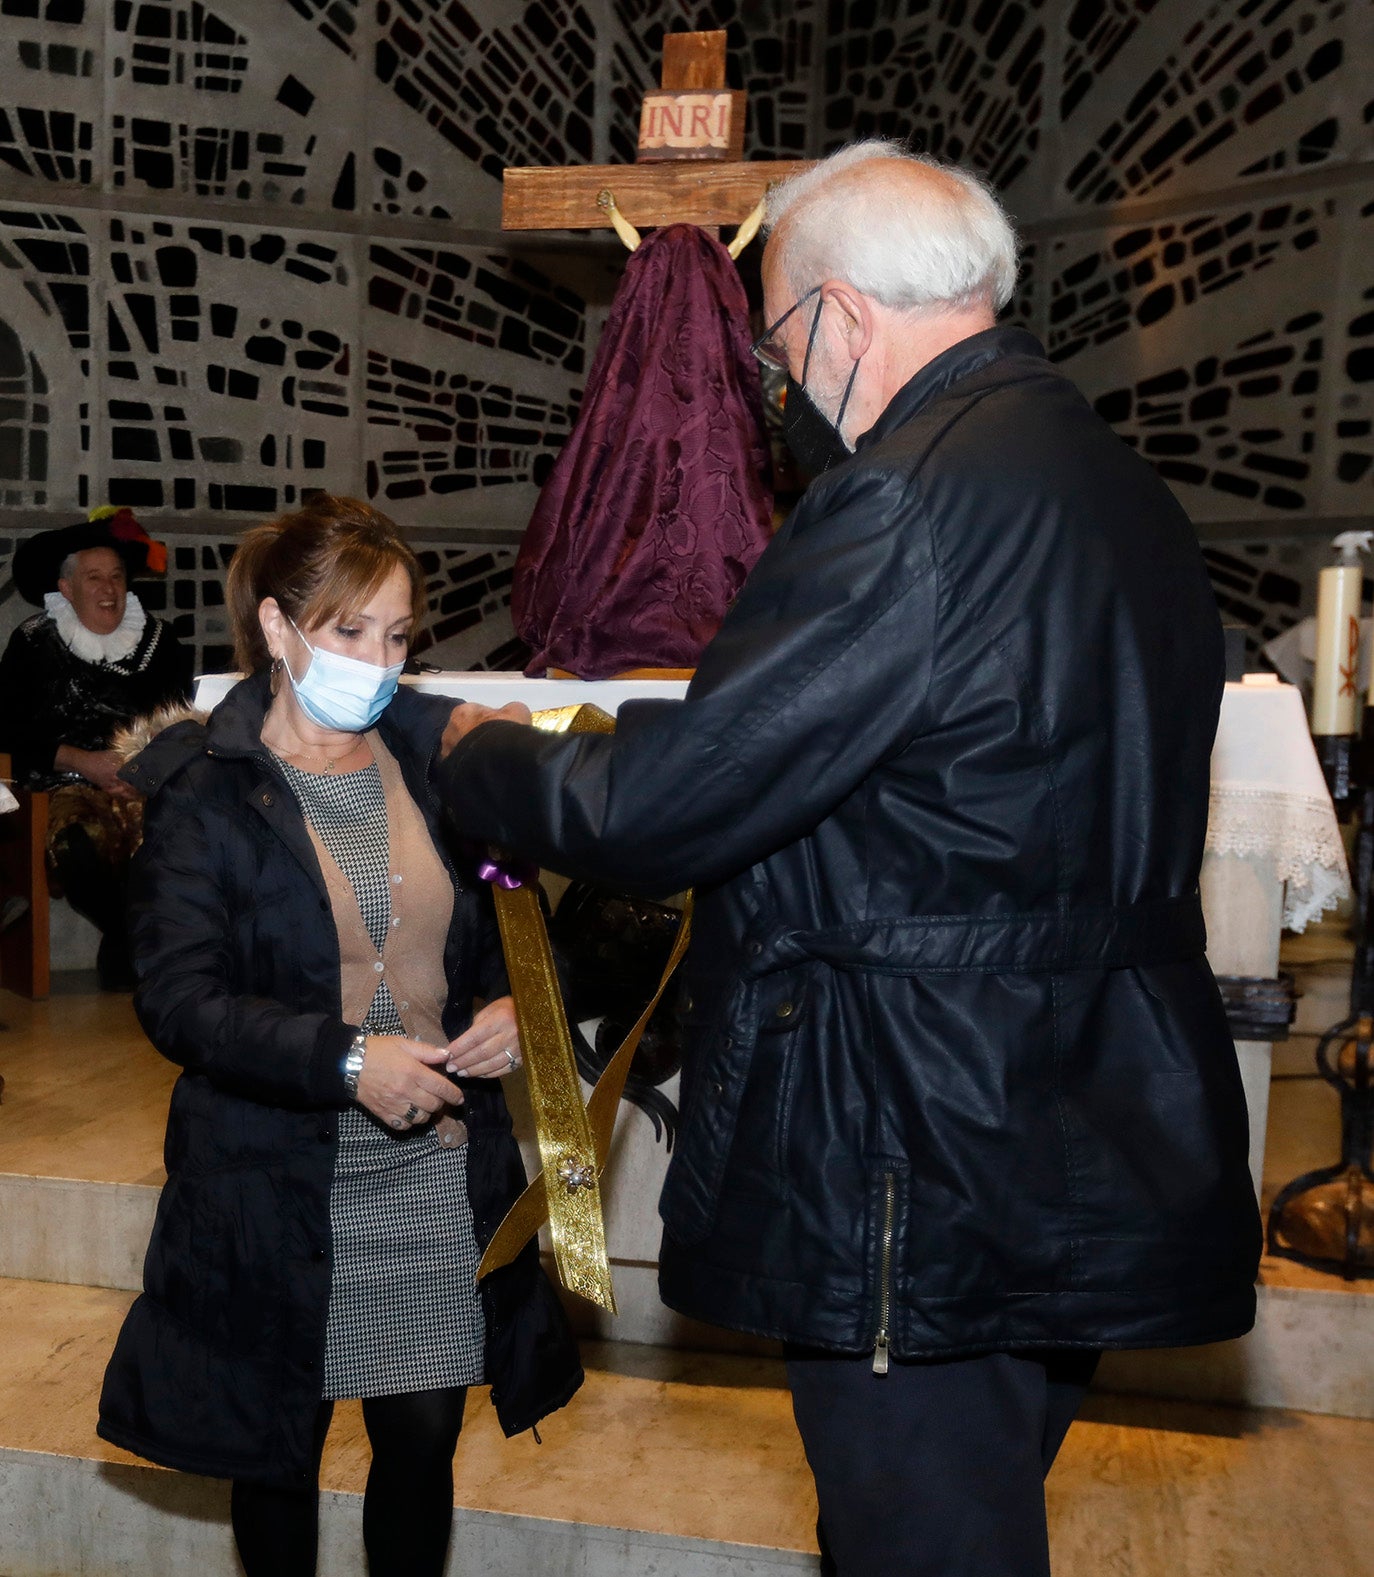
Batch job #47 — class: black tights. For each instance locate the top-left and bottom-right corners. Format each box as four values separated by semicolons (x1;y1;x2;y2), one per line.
230;1387;467;1577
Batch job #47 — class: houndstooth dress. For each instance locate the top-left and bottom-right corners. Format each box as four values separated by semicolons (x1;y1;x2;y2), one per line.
276;757;486;1400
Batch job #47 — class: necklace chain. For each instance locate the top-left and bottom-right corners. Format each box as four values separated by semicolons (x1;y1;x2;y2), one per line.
269;733;366;773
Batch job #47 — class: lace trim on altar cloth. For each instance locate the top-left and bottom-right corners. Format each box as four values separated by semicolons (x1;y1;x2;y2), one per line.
1207;785;1350;933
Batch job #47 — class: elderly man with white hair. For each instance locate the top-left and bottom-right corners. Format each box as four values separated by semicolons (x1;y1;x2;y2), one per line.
436;143;1260;1575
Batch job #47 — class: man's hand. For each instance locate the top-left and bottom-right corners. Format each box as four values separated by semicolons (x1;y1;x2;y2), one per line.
440;701;532;761
53;745;136;798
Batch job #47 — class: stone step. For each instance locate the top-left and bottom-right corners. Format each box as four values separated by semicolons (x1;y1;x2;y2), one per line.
5;1152;1367;1419
0;1278;817;1577
1097;1258;1374;1418
4;986;1374;1420
2;1278;1370;1577
0;1172;157;1292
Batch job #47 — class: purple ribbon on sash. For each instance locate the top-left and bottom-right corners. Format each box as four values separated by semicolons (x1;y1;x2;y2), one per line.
477;853;539;891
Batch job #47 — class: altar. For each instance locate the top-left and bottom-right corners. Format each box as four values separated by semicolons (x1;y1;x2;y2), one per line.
1202;674;1349;1202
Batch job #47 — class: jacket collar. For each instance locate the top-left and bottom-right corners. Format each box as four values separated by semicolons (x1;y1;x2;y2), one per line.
857;324;1047;452
207;670;447;763
128;669;448;794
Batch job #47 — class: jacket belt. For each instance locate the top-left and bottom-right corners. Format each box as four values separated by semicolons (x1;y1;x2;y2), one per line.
748;894;1206;976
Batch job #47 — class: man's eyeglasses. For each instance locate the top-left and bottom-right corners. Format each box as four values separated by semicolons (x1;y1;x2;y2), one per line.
750;285;821;371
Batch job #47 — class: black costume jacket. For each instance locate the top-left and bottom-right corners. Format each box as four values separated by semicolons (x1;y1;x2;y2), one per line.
0;608;190;788
97;674;582;1486
438;326;1262;1360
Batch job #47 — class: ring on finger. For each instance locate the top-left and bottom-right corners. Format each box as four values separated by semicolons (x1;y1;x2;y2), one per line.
402;1103;420;1123
503;1046;518;1071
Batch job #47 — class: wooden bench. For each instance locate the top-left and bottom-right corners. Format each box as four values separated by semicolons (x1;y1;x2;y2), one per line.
0;752;50;1000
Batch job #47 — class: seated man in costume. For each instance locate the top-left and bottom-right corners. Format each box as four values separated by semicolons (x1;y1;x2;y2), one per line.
0;512;192;988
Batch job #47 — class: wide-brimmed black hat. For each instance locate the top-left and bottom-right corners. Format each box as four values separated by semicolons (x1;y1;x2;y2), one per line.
11;515;155;606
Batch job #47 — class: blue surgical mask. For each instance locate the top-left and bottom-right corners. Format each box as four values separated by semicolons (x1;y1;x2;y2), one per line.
284;618;404;732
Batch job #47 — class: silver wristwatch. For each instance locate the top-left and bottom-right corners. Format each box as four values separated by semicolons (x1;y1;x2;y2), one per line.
342;1032;367;1100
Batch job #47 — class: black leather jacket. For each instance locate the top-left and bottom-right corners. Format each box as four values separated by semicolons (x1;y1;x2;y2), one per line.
438;326;1262;1360
97;675;582;1485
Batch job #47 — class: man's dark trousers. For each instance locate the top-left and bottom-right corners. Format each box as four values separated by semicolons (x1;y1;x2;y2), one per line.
786;1346;1100;1576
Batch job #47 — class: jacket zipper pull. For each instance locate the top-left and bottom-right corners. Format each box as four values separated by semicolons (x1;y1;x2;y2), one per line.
872;1170;896;1376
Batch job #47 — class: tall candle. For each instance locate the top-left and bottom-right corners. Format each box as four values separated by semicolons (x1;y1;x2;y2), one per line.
1312;536;1367;736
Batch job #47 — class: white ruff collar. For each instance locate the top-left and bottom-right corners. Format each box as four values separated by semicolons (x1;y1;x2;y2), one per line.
44;590;147;665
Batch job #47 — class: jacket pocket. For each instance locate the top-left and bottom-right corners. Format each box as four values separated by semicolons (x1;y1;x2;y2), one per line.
659;979;756;1245
743;965;812;1181
660;971;809;1243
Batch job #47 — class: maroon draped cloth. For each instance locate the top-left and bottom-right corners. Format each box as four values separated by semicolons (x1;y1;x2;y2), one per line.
512;224;773;678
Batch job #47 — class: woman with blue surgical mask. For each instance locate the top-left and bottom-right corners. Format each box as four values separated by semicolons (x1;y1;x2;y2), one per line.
279;607;407;733
98;495;581;1577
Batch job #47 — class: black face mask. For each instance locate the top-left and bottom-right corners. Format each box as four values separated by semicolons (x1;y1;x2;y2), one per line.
783;376;853;478
782;295;860;480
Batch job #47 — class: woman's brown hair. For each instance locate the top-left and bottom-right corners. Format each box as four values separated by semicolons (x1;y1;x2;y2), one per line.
226;495;426;673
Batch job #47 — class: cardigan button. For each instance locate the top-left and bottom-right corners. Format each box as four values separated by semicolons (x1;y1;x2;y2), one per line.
373;960;384;972
261;792;273;806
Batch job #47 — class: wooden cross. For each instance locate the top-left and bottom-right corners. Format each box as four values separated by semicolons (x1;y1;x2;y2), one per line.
501;31;813;235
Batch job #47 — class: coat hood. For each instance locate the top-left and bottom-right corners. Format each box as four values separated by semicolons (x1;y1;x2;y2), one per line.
113;702;208;765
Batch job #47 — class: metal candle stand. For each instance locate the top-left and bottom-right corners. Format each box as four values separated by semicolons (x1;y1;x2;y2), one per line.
1266;707;1374;1280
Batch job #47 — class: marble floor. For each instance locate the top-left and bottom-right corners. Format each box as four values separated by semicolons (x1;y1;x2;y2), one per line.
1;971;1372;1575
0;975;174;1188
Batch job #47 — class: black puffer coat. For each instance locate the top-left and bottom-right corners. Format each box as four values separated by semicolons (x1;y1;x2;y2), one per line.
439;325;1262;1361
97;674;582;1486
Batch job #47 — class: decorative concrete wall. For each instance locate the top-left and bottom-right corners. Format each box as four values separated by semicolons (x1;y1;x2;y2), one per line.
0;0;1370;667
0;0;619;667
807;0;1374;655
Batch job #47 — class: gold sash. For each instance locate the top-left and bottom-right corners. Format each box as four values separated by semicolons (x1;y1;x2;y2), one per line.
476;704;692;1313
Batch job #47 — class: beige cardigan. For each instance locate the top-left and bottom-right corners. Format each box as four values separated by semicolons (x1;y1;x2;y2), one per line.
300;734;466;1140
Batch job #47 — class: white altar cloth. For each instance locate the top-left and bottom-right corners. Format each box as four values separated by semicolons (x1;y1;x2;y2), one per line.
1206;676;1349;933
1201;675;1347;1202
193;670;691;714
